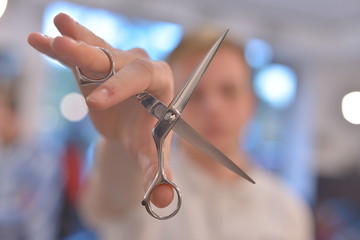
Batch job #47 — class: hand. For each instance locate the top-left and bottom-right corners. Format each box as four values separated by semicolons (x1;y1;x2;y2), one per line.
28;13;174;208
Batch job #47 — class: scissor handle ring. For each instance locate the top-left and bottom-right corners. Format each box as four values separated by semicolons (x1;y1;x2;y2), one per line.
142;178;182;220
76;47;116;86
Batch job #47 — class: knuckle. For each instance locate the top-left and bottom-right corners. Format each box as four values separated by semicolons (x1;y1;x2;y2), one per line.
153;60;172;79
131;58;154;76
97;37;107;45
129;48;150;59
154;60;174;89
156;60;171;73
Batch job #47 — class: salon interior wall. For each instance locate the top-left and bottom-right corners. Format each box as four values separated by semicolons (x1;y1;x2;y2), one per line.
1;0;360;177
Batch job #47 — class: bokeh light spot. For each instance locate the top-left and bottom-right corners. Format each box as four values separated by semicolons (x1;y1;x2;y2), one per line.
245;38;273;69
0;0;8;18
342;91;360;125
254;64;297;109
60;93;88;122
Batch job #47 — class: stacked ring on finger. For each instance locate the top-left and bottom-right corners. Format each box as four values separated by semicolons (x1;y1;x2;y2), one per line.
76;47;115;86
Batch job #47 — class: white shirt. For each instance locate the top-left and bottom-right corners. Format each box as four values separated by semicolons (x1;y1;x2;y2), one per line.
84;148;313;240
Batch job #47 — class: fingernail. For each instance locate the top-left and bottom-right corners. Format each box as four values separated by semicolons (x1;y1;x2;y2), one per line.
40;33;51;38
87;88;110;103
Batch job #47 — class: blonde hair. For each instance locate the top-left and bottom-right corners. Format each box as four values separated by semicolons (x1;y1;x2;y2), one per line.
167;27;252;94
167;27;248;69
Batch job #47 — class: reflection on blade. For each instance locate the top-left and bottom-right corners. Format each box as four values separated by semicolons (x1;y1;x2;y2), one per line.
173;118;255;184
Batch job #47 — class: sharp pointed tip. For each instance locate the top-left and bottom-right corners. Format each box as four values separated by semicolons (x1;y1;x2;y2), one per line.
247;179;256;184
221;28;229;38
244;175;255;184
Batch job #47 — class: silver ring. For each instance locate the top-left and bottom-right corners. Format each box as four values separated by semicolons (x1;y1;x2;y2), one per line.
76;47;115;86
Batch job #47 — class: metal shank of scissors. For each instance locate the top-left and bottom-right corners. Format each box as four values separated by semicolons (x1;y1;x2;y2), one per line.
139;98;182;220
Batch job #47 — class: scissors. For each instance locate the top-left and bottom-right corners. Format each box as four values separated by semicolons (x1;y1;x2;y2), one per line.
76;28;255;220
137;28;255;220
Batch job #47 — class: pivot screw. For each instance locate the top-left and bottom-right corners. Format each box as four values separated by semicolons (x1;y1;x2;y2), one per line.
164;112;176;123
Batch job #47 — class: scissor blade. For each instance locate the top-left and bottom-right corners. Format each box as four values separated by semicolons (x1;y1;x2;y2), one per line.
169;29;229;113
173;118;255;184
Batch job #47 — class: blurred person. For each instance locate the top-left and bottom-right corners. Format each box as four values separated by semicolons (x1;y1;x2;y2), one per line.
28;13;313;240
0;82;63;240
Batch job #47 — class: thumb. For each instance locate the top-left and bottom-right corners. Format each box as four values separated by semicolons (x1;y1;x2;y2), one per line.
143;162;175;208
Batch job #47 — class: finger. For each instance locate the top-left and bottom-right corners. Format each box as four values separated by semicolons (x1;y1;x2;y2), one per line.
51;36;113;77
86;58;157;109
144;162;174;208
27;33;61;61
53;13;112;49
27;32;102;73
51;38;145;83
28;33;79;69
54;13;141;71
29;32;129;80
127;47;150;59
86;56;173;109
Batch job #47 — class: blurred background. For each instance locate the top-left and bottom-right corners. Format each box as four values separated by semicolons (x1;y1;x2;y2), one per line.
0;0;359;239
